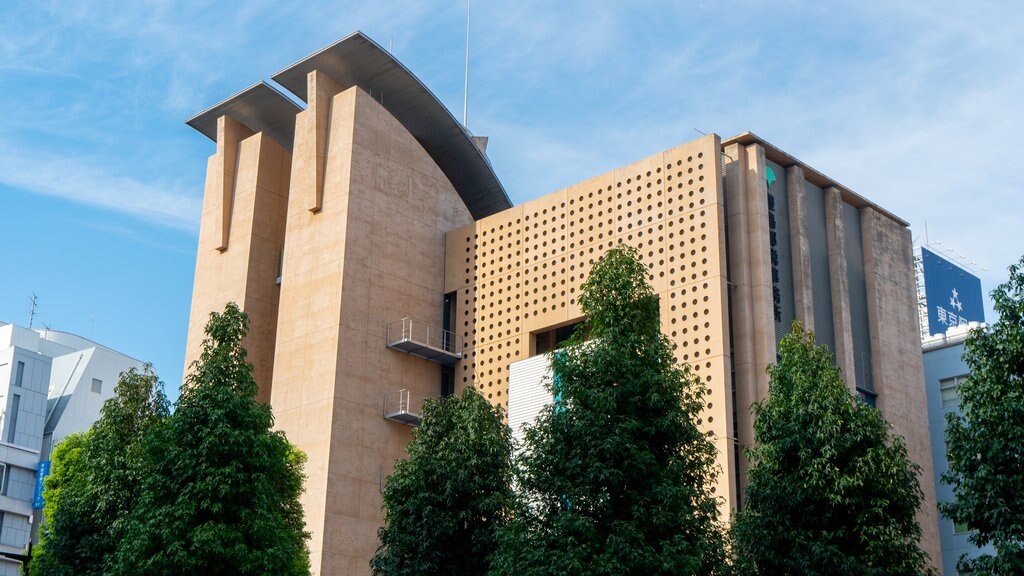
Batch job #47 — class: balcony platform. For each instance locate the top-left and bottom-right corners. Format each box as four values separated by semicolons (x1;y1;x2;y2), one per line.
383;389;425;427
385;318;462;366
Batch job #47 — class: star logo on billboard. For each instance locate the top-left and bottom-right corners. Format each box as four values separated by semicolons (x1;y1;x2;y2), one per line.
950;288;963;312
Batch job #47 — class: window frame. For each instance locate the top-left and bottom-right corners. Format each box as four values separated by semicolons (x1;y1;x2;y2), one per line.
939;374;968;408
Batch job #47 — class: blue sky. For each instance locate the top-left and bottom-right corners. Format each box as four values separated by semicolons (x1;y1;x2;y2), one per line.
1;1;1018;402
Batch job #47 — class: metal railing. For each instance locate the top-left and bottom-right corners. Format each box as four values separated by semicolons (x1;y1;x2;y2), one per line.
383;389;426;425
385;317;462;355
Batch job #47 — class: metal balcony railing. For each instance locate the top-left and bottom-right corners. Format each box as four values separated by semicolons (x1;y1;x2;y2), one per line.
383;389;425;426
385;318;463;366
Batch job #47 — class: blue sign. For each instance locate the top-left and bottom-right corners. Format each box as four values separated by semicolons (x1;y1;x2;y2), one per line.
33;460;50;510
921;247;984;335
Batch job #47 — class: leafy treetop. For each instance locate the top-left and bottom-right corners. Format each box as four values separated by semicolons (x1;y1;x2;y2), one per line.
941;255;1024;574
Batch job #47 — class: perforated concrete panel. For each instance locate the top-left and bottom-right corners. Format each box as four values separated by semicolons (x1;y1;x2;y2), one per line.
445;134;736;508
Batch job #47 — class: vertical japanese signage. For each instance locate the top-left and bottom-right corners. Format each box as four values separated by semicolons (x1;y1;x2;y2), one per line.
33;460;51;509
921;246;984;335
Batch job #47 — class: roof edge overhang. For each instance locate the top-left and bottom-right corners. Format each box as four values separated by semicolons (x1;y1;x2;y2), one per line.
186;82;303;152
270;31;512;220
722;131;909;227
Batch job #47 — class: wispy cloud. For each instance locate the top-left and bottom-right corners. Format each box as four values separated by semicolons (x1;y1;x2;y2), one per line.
61;216;195;255
0;144;200;232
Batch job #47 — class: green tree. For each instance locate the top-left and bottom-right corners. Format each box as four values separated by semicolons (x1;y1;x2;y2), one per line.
113;303;310;576
31;365;170;576
371;388;514;576
30;432;89;576
491;245;726;576
941;256;1024;574
732;324;933;576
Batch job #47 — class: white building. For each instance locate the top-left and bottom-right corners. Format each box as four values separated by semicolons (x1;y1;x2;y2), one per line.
0;321;143;573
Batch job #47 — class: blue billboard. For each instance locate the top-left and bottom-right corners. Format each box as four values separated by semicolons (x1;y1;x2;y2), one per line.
33;460;51;509
921;246;984;335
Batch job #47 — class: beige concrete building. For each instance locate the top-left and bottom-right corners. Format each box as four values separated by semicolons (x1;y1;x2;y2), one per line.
183;32;941;574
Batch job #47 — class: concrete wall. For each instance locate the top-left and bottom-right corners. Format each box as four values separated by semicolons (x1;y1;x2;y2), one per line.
0;348;49;451
183;116;291;404
862;207;941;568
269;76;473;575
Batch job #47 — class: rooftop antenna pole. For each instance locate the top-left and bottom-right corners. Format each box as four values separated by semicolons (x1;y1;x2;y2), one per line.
28;293;37;329
463;0;471;127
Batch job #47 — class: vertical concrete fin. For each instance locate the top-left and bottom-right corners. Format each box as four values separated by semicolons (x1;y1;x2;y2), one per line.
707;134;738;512
860;206;942;568
786;165;815;331
214;115;254;251
825;187;856;390
724;142;756;502
743;144;777;399
306;70;344;213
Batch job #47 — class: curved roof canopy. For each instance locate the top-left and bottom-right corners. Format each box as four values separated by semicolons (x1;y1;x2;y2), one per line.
271;31;512;219
186;82;302;152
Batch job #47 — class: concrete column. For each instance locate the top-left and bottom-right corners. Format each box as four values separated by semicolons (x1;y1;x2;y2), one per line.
786;165;814;331
214;115;254;251
743;144;777;400
305;70;344;213
824;187;856;390
723;142;755;503
724;142;777;507
860;207;941;571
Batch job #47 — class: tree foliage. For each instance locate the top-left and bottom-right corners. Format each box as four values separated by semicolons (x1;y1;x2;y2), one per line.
31;365;170;576
372;388;514;576
491;245;726;576
731;324;933;576
112;303;310;576
30;432;90;576
941;256;1024;574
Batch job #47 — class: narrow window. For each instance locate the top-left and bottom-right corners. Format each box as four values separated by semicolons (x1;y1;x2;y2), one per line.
0;463;7;495
533;320;586;356
6;395;19;444
857;388;877;408
940;376;964;408
14;362;24;387
91;378;103;394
